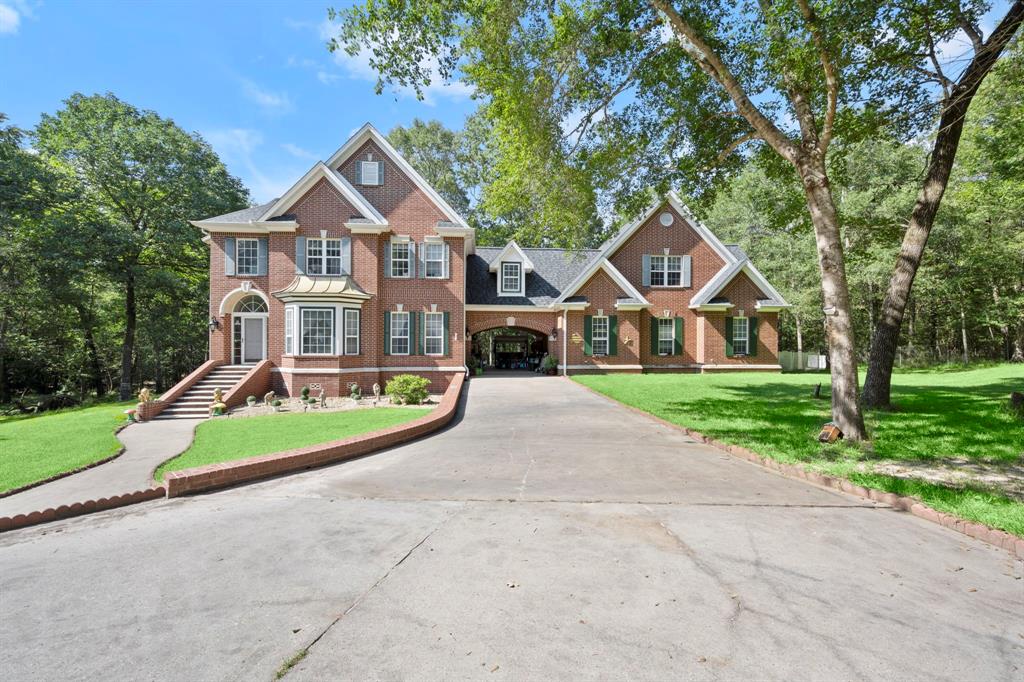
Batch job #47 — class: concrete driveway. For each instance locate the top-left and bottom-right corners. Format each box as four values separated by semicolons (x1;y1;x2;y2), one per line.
1;376;1021;681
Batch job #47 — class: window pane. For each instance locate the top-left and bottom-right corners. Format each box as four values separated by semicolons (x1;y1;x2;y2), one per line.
391;243;410;277
666;256;682;286
236;239;259;275
391;312;409;354
285;308;294;355
502;262;520;292
733;318;748;355
344;309;359;355
301;309;333;354
306;239;323;275
650;256;665;286
326;239;342;275
425;312;443;355
658;318;674;355
425;243;444;277
592;316;609;356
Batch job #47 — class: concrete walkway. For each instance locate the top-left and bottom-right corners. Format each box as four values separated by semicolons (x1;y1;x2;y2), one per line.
1;377;1021;681
0;418;201;517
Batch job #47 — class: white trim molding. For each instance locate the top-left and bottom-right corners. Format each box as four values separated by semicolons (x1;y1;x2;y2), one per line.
488;240;535;273
218;286;271;316
272;365;468;375
258;162;387;226
465;304;554;313
690;259;790;310
191;220;299;235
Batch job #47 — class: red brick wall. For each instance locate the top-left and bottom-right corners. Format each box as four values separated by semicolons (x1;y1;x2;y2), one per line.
564;270;641;368
608;202;725;368
701;271;779;366
207;143;468;396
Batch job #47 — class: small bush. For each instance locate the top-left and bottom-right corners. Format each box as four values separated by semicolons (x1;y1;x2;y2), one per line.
271;399;282;407
385;374;430;405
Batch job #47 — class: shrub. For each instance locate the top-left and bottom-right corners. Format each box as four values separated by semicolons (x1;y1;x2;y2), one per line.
385;374;430;405
271;399;282;407
300;385;310;399
541;355;559;371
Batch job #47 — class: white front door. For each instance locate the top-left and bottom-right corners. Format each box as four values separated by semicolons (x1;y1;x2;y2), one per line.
236;316;266;364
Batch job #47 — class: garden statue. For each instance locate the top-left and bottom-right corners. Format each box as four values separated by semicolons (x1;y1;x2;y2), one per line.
263;390;275;405
210;387;227;416
138;387;152;403
372;382;381;404
319;388;327;408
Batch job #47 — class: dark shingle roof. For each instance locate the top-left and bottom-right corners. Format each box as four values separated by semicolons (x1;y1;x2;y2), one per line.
198;200;276;224
725;244;748;261
467;247;602;306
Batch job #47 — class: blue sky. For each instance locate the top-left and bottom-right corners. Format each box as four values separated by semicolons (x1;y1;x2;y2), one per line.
1;0;477;203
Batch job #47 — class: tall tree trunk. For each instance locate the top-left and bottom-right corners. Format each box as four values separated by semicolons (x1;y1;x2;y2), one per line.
959;304;969;364
863;2;1024;407
119;272;136;401
0;309;7;404
73;302;105;399
799;158;867;440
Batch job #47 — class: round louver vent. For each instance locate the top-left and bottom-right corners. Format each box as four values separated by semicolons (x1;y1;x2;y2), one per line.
659;212;674;226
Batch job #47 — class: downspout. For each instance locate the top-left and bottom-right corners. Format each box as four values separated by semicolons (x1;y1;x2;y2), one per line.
562;306;568;376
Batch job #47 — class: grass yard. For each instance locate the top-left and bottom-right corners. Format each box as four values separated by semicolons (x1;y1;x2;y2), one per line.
0;401;132;494
574;365;1024;536
155;406;431;480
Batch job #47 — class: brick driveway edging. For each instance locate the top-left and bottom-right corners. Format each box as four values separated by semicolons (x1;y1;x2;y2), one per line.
163;372;465;497
0;486;166;533
570;378;1024;561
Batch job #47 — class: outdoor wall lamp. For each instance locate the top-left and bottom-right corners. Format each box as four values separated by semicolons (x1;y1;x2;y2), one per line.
208;316;221;332
550;328;558;340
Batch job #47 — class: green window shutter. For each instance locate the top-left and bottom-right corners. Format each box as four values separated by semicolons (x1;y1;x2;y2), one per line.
725;317;734;357
416;312;425;355
410;312;419;355
443;312;450;356
383;243;391;277
750;316;759;356
674;317;683;356
650;316;659;355
608;316;618;356
383;311;391;355
583;315;593;356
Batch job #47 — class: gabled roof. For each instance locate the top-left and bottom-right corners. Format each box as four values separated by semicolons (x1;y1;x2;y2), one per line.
689;257;790;310
257;162;386;225
487;240;535;273
467;247;602;306
555;191;731;306
196;201;277;225
326;123;470;228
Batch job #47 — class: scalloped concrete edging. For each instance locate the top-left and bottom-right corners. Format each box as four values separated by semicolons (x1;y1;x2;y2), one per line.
163;372;465;497
570;378;1024;560
0;486;166;533
0;422;132;500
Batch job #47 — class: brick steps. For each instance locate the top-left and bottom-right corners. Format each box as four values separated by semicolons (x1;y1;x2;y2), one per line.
153;365;252;420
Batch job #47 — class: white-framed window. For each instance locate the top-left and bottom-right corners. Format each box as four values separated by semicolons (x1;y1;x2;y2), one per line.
236;238;259;276
284;307;295;355
301;308;334;355
650;255;683;287
658;318;674;355
390;311;410;355
343;309;360;355
390;242;411;278
306;238;343;276
359;160;382;185
592;315;609;356
424;242;445;278
733;316;749;355
424;312;444;356
501;262;521;293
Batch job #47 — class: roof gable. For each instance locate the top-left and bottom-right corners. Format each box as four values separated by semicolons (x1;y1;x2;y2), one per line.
488;240;535;273
326;123;469;228
689;259;790;309
257;162;386;225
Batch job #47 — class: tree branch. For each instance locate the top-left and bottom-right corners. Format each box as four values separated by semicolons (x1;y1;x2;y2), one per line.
715;132;758;165
648;0;800;163
794;0;838;152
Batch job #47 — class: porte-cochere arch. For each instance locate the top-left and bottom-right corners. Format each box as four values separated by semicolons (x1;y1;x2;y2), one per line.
465;310;558;338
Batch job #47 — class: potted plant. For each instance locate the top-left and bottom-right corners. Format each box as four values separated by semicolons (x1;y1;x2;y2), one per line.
271;399;282;412
541;354;559;376
246;395;257;407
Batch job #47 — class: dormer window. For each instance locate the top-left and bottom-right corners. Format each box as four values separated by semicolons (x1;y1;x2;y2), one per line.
358;160;382;186
501;262;522;295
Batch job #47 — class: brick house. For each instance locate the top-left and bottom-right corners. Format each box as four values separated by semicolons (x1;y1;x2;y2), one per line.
192;123;789;397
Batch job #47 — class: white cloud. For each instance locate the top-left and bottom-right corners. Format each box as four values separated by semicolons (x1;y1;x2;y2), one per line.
319;20;473;105
0;4;20;34
240;78;294;114
316;70;340;85
281;142;317;160
204;128;298;203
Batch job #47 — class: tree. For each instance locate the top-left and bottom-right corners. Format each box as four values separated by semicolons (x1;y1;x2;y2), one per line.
862;2;1024;407
388;118;472;217
34;94;249;400
330;1;951;440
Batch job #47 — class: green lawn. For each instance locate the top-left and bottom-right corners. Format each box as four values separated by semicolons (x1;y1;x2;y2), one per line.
574;365;1024;536
0;401;133;493
155;407;431;480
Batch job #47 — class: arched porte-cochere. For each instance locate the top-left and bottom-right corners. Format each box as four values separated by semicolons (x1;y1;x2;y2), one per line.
471;327;550;371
